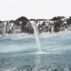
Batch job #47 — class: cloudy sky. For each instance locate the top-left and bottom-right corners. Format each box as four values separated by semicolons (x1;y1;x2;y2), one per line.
0;0;71;20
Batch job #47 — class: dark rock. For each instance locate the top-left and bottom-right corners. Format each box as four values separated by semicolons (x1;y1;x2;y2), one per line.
67;17;71;26
51;16;65;21
15;16;34;34
53;20;63;32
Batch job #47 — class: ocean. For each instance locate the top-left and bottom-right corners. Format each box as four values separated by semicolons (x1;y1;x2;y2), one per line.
0;31;71;71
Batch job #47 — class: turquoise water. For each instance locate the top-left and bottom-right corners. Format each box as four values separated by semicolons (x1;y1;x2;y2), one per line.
0;32;71;71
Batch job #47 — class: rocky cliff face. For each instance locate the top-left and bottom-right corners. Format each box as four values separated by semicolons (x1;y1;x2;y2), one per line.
0;16;71;35
30;16;70;33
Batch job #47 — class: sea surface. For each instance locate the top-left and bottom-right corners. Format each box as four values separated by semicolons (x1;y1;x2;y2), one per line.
0;31;71;71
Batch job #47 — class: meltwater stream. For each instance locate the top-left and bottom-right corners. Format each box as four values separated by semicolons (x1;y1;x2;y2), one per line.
0;31;71;71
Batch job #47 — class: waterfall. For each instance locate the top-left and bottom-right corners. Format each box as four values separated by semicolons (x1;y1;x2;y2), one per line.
31;21;41;52
2;22;6;36
30;21;42;70
31;21;47;70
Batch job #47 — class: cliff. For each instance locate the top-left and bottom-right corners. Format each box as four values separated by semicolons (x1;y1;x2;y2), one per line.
0;16;71;35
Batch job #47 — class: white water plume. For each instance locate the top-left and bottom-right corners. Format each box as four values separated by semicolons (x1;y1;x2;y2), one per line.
31;21;41;52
